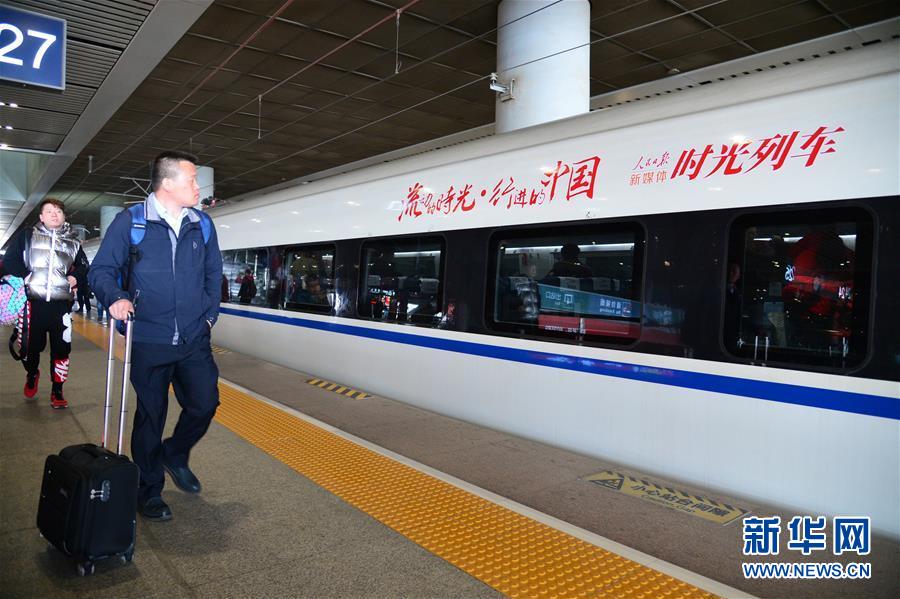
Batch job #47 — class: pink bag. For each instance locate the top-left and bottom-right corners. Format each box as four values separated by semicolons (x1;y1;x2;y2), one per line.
0;275;26;326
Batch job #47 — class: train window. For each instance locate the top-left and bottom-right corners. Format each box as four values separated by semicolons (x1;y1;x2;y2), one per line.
222;248;269;306
283;245;336;314
725;208;874;369
358;237;444;326
488;225;644;343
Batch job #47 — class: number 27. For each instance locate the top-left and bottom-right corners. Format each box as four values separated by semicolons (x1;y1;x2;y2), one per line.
0;24;57;69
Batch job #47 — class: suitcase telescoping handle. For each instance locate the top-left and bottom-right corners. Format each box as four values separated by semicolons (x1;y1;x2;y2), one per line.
101;314;135;455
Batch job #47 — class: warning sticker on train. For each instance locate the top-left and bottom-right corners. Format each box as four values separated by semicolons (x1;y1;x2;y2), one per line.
584;470;748;525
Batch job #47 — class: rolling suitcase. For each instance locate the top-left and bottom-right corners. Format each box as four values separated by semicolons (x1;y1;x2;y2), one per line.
37;316;140;576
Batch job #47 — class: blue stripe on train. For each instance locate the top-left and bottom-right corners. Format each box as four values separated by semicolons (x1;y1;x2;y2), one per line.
219;307;899;421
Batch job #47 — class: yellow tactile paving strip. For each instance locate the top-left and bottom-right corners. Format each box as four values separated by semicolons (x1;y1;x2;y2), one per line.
72;316;713;598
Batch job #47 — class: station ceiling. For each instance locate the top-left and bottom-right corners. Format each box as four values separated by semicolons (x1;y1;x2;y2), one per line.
1;0;898;247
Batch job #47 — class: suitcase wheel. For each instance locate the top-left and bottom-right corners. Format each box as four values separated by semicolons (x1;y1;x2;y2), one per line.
77;561;94;577
119;551;134;565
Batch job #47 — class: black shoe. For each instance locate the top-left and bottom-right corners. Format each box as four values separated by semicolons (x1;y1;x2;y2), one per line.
138;497;172;521
164;462;202;493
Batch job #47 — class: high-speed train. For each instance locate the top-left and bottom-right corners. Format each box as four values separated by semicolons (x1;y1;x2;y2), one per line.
207;34;899;537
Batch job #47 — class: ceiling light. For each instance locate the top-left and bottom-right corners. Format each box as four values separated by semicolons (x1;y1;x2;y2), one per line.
4;125;12;130
8;103;16;108
0;102;4;106
0;144;9;150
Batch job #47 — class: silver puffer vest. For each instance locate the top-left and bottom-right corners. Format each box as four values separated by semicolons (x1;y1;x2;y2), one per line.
26;222;81;301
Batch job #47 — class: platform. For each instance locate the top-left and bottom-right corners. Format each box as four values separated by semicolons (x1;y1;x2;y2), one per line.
1;315;897;597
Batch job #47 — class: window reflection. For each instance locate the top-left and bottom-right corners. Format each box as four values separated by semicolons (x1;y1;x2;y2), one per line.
726;210;872;368
492;228;643;342
221;248;269;306
359;238;443;326
284;246;335;312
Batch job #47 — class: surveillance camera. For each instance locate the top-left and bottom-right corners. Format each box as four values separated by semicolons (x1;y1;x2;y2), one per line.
489;72;510;95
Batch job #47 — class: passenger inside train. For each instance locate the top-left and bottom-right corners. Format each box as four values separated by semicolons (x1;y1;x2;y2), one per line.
284;246;334;311
360;239;443;325
547;242;594;280
493;229;642;340
726;212;867;367
292;275;328;305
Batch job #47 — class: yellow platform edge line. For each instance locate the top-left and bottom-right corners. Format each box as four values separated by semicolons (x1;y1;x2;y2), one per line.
212;387;715;598
71;317;715;598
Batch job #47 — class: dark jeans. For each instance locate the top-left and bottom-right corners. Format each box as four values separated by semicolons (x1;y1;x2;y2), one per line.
77;289;91;313
129;334;220;501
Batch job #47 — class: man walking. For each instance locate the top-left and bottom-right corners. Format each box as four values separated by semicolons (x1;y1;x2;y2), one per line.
90;151;223;522
76;279;92;316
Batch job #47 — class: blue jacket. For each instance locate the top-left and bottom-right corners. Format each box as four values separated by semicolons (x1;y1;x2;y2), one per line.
89;196;223;345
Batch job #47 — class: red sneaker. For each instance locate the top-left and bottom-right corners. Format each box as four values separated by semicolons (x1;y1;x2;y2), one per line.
24;371;39;398
50;391;68;409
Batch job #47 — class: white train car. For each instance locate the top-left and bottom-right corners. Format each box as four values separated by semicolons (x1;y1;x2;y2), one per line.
209;36;899;537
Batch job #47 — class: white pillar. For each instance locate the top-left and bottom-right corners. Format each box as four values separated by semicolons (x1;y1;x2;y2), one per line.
496;0;590;134
100;205;122;239
196;165;214;208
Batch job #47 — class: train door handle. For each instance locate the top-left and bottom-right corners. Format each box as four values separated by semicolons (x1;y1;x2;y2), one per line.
752;336;769;365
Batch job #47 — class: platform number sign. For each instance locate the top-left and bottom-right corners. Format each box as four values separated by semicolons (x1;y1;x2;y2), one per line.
0;6;65;90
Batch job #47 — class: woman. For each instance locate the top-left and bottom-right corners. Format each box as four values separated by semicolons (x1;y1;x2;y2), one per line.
4;198;89;409
237;269;256;304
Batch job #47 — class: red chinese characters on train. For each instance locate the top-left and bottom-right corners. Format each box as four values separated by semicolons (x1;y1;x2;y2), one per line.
398;183;477;221
541;156;602;201
669;126;845;181
397;154;602;222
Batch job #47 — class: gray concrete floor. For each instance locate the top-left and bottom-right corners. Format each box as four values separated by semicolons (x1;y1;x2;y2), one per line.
0;325;498;598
